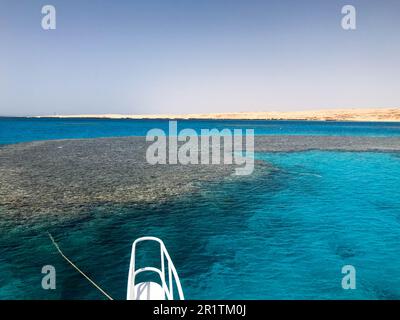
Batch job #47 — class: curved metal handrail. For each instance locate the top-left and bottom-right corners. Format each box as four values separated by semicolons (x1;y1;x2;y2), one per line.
127;236;185;300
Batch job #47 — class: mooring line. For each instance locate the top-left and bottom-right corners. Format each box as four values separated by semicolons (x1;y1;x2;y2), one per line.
48;232;114;300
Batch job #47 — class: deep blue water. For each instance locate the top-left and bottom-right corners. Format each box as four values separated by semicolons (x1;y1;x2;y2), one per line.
1;117;400;145
1;118;400;299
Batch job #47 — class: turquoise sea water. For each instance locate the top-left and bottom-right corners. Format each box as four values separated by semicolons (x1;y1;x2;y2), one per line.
1;118;400;299
1;118;400;144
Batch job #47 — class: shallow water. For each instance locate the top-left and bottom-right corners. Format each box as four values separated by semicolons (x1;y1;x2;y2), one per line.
1;118;400;299
1;151;400;299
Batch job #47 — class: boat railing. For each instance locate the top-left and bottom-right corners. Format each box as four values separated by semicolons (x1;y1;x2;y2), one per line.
127;236;185;300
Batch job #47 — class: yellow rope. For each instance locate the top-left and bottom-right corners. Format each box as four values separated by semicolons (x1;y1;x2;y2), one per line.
48;232;114;300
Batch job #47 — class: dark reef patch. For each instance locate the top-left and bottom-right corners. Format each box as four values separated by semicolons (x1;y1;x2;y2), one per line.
254;135;400;152
1;135;400;222
0;137;267;221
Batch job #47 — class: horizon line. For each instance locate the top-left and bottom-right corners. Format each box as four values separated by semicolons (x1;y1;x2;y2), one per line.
1;107;400;122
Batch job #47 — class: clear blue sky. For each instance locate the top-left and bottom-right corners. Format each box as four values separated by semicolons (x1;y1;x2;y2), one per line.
1;0;399;116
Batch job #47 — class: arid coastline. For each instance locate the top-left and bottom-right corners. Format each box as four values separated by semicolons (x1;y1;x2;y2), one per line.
34;108;400;122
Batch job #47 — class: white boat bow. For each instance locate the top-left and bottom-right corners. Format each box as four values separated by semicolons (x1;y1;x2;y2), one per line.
127;236;185;300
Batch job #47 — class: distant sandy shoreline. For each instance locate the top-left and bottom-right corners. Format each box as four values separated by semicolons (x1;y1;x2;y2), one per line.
33;108;400;122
